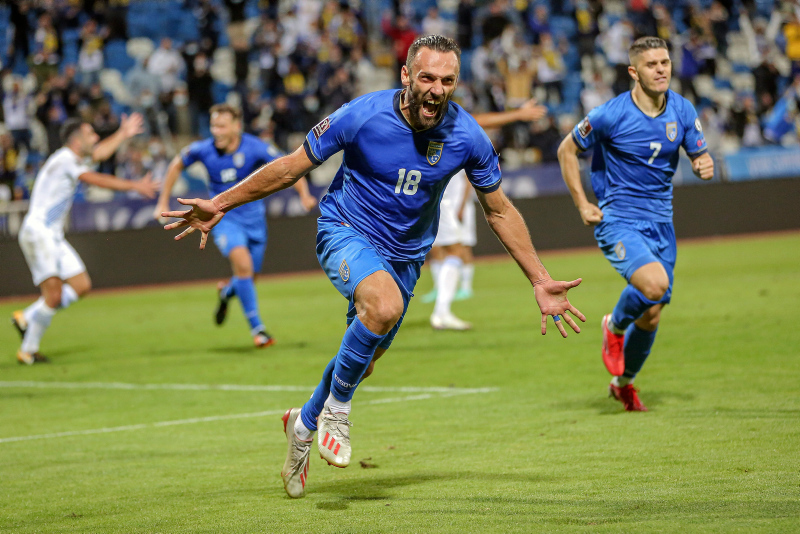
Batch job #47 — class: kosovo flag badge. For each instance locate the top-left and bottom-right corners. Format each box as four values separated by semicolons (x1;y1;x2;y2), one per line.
427;141;444;165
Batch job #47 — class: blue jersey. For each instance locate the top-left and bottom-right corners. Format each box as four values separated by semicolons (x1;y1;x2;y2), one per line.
303;89;501;261
572;90;707;222
181;133;284;225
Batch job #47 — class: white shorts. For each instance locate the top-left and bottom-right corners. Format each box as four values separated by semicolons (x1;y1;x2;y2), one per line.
18;222;86;286
433;197;477;247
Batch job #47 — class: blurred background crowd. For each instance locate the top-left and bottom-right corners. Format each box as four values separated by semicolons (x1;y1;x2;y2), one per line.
1;0;799;203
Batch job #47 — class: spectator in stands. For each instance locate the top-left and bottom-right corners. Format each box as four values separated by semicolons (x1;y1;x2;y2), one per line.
599;18;634;95
527;4;551;45
328;4;364;58
482;0;512;44
348;46;377;97
0;132;19;200
126;57;162;136
456;0;475;50
270;94;294;152
422;7;454;38
382;13;417;74
679;31;705;103
186;53;214;137
30;12;61;84
628;0;657;38
147;38;185;99
2;77;33;152
77;19;106;89
191;0;221;53
731;93;764;147
574;0;601;59
783;9;800;76
8;1;33;68
707;1;730;56
581;71;614;114
536;33;566;106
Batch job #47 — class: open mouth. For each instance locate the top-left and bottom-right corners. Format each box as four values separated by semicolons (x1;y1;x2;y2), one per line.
421;99;440;118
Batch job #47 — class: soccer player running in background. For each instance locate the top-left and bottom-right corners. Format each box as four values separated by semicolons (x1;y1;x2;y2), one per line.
163;35;585;498
12;114;158;364
153;104;317;348
427;99;549;330
557;36;714;411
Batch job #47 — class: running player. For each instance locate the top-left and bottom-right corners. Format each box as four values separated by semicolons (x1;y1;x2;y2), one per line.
12;115;158;364
558;36;714;411
163;35;585;498
153;104;317;347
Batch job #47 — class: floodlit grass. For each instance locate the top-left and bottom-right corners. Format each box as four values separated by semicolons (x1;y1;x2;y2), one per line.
0;232;798;533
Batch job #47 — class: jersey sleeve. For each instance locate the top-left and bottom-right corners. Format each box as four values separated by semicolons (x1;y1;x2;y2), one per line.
303;102;362;165
680;102;708;158
180;141;204;167
571;105;610;152
464;128;502;193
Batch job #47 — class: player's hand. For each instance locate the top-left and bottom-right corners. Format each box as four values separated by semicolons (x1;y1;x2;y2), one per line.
300;194;318;212
692;153;714;180
517;99;548;122
119;112;145;139
162;197;224;249
533;278;585;338
578;203;603;226
134;172;158;199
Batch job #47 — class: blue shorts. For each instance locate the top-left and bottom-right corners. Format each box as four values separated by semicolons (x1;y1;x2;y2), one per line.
212;216;268;272
316;216;423;350
594;218;676;304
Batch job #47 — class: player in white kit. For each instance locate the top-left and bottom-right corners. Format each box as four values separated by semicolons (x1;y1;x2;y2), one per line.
12;115;158;364
428;100;548;329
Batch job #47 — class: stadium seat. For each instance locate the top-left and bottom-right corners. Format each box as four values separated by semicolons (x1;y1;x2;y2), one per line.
104;39;135;73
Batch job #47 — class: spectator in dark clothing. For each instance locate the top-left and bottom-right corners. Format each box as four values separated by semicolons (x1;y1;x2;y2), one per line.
187;53;214;136
382;14;417;74
482;1;510;43
270;94;294;152
457;0;475;50
9;1;33;65
527;4;551;45
529;116;562;162
754;58;780;114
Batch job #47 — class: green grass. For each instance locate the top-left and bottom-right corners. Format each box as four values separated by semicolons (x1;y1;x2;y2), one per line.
1;232;799;533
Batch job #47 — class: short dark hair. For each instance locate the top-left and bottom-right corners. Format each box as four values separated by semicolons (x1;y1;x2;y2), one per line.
60;118;87;145
629;36;669;63
405;35;461;74
210;103;242;122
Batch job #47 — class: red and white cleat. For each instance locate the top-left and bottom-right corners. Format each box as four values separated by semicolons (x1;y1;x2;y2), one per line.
280;408;313;498
601;314;625;376
317;406;352;468
608;383;648;412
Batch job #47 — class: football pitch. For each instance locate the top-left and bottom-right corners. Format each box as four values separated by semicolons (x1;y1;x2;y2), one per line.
1;231;798;533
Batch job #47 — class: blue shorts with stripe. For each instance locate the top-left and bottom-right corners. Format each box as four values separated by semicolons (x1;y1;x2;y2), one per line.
316;216;422;350
594;217;676;304
212;216;268;272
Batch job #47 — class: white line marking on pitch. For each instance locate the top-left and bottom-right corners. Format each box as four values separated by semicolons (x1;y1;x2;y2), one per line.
0;381;496;395
0;384;496;444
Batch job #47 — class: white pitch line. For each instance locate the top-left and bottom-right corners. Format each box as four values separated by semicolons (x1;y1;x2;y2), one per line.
0;387;493;444
0;381;496;395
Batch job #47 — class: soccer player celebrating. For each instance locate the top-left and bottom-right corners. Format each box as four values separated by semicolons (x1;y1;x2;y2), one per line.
12;115;158;364
163;35;584;498
153;104;318;348
557;36;714;411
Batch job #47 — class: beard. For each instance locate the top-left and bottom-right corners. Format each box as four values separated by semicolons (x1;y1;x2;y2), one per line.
405;81;451;130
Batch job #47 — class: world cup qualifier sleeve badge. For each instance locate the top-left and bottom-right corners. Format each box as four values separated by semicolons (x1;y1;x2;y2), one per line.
426;141;444;165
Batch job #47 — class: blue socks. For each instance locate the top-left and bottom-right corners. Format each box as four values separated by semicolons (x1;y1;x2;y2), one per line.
611;285;660;331
231;276;264;332
623;324;658;378
220;280;236;300
300;317;385;431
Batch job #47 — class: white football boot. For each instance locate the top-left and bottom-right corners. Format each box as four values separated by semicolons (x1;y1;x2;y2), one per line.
280;408;313;498
430;312;472;331
317;405;352;468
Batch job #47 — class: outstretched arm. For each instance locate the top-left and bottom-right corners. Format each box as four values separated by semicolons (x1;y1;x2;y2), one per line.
473;98;547;129
152;154;184;220
92;113;145;162
162;146;318;248
476;186;585;337
79;171;158;198
557;134;603;226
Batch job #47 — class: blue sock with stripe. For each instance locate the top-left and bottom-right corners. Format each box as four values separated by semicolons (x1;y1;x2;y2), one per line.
330;317;384;402
300;356;337;431
231;276;264;332
611;284;660;331
623;324;658;378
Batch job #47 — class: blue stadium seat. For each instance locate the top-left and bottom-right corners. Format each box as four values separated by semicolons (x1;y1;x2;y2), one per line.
104;39;135;73
212;81;233;104
550;16;576;39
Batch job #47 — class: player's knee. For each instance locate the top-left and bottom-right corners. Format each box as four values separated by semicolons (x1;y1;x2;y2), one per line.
635;309;661;331
368;301;403;333
44;290;62;308
640;278;669;302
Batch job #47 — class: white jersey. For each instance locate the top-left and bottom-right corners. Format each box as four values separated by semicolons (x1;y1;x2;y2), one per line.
23;147;92;235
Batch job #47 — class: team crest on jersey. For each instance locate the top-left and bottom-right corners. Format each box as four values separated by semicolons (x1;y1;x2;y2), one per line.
427;141;444;165
312;117;330;139
578;117;592;138
233;152;245;168
339;260;350;282
666;122;678;142
615;241;626;260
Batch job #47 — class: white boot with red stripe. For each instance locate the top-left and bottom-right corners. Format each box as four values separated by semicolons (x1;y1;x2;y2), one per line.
280;408;313;498
317;405;352;468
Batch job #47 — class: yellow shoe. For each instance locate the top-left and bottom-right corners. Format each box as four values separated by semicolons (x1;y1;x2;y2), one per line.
11;310;27;339
16;350;49;365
